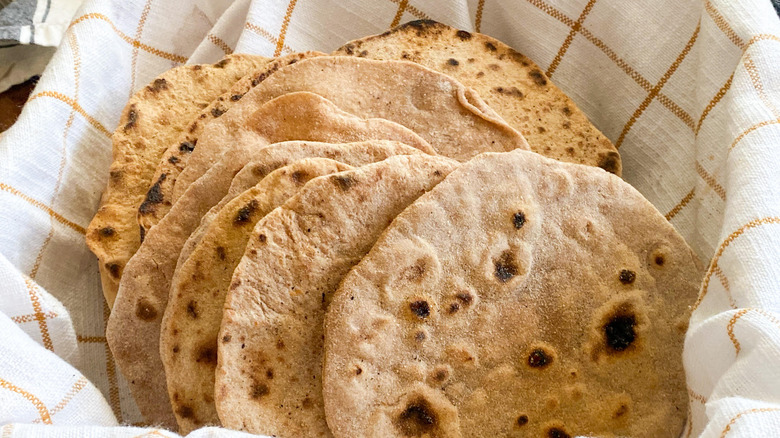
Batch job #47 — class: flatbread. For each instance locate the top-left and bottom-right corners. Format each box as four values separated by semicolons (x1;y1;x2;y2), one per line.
216;155;459;436
137;52;324;236
171;56;529;199
106;92;432;428
86;54;270;309
177;140;424;276
323;149;701;438
334;20;621;175
163;142;425;433
165;157;353;434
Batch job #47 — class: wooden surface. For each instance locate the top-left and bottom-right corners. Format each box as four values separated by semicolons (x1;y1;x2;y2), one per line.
0;76;38;133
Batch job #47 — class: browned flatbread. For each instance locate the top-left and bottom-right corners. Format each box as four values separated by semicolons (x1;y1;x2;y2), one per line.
216;154;459;436
162;141;425;433
106;92;432;428
323;149;701;438
137;52;324;237
334;20;621;175
177;140;423;277
171;56;529;199
86;54;270;309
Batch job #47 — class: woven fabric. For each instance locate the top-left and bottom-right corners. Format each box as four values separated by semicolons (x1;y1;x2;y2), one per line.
0;0;779;436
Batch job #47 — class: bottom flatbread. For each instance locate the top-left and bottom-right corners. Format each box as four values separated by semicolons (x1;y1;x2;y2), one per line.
216;154;459;436
323;149;702;438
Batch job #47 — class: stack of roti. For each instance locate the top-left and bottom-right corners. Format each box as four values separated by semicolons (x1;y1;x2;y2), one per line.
88;20;701;437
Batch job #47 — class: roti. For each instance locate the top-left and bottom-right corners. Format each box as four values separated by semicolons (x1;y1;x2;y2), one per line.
215;154;459;436
165;157;351;433
171;55;529;200
177;140;423;275
137;52;324;237
162;142;425;433
323;149;701;438
334;19;621;175
86;54;270;308
106;92;432;428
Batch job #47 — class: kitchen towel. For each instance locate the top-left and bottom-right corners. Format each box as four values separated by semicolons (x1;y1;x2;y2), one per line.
0;0;779;436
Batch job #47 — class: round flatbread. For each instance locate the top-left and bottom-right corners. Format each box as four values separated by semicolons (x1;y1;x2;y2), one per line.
106;92;432;428
165;157;352;433
177;140;424;276
137;52;324;237
323;149;701;438
163;141;425;433
86;54;269;310
171;55;529;200
216;154;459;436
335;19;621;175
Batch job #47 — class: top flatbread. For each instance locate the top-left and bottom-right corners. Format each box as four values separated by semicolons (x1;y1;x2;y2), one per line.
106;92;432;428
334;20;621;175
216;154;459;437
86;54;269;308
323;149;701;438
171;56;529;199
163;141;424;433
137;52;324;237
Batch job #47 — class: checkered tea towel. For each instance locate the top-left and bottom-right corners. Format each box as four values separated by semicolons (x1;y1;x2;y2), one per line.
1;0;779;436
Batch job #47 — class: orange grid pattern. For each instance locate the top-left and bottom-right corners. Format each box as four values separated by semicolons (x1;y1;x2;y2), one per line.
720;408;780;437
475;0;485;32
614;23;700;148
695;36;780;137
30;33;82;281
688;385;708;404
390;0;410;28
694;217;780;310
0;183;87;235
1;424;13;438
27;91;111;137
275;0;299;57
0;378;52;424
657;93;697;130
11;311;58;324
23;278;53;351
243;22;295;54
524;0;700;141
69;13;187;63
705;0;745;48
546;0;598;78
129;0;155;98
744;55;780;117
727;308;751;353
712;265;737;309
208;34;234;55
386;0;428;20
727;308;780;354
665;188;696;221
696;73;733;134
695;160;727;201
729;119;780;152
30;377;88;423
77;335;107;343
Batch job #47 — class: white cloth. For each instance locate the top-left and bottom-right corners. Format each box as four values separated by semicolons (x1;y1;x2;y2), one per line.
0;0;779;436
